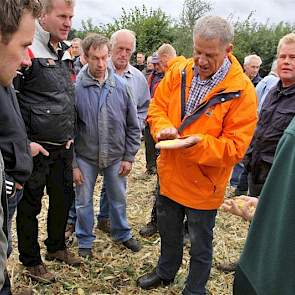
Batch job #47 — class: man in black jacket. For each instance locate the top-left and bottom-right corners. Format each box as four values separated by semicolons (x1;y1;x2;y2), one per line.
15;0;81;284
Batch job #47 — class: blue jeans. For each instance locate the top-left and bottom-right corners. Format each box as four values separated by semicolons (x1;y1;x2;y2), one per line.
67;191;77;226
7;190;23;257
75;158;131;249
230;163;244;187
156;195;217;295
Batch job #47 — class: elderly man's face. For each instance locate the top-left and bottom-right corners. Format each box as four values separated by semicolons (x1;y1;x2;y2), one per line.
193;36;231;80
111;32;134;70
0;11;35;86
244;59;261;80
277;42;295;88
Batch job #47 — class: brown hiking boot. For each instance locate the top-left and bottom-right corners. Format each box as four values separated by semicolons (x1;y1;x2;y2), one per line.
97;218;111;233
45;249;81;266
216;261;238;272
65;223;75;240
25;263;55;284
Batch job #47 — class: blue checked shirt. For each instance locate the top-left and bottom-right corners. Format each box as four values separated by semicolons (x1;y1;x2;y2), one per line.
185;57;231;116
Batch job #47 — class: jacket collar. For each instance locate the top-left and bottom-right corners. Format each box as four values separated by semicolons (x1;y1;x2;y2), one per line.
32;21;71;60
275;80;295;96
79;65;116;88
108;59;133;78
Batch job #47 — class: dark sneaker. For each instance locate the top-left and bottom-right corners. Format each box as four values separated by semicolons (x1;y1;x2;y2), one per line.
137;270;173;290
78;248;93;259
65;223;75;240
25;263;55;284
216;261;238;272
122;237;142;252
97;218;111;233
45;249;81;266
139;222;158;237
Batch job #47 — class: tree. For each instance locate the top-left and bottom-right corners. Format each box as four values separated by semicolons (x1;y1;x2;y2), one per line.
233;14;295;75
173;0;212;57
100;5;174;56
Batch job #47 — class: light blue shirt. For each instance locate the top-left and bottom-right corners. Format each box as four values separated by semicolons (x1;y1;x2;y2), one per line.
256;73;279;112
108;60;151;130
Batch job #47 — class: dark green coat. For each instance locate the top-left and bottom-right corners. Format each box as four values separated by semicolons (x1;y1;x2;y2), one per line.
234;116;295;295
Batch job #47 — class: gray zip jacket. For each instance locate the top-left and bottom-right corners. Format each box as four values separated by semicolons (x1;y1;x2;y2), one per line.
74;66;141;169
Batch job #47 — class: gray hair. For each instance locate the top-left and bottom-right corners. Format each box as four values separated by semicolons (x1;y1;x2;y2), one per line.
244;54;262;66
277;33;295;55
110;29;136;53
193;16;234;46
157;43;177;58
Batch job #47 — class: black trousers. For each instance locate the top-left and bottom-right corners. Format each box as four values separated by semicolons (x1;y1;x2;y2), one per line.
248;161;271;197
144;124;158;172
16;145;74;266
156;195;217;295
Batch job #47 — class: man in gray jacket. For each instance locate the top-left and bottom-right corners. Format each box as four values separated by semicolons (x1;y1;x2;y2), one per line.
73;34;141;258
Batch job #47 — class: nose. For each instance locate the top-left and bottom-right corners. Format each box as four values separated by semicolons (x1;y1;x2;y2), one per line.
64;17;72;27
198;55;207;66
97;59;104;68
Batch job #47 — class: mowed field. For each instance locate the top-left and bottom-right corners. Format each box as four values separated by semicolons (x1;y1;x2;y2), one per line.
8;144;248;294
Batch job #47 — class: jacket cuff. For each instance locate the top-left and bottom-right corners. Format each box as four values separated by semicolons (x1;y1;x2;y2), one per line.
123;154;135;163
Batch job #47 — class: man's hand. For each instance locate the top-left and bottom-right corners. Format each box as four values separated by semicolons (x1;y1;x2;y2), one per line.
30;142;49;157
73;167;84;185
66;139;74;149
221;196;258;221
119;161;132;176
156;127;179;141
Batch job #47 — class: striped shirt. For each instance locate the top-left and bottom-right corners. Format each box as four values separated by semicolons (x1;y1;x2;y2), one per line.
185;57;231;116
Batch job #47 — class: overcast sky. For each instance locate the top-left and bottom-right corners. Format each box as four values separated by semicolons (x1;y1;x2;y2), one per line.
73;0;295;29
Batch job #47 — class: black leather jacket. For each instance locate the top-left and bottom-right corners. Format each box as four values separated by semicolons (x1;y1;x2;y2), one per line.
15;22;75;144
244;81;295;182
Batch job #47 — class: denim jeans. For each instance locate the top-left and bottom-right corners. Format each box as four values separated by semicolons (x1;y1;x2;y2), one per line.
7;190;23;257
230;162;245;187
76;158;131;248
67;190;77;226
0;271;11;295
156;195;217;295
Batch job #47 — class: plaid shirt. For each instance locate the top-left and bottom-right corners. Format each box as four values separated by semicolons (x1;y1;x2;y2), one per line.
185;57;231;116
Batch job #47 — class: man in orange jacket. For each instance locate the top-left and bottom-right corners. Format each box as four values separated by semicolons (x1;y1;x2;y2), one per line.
137;16;257;294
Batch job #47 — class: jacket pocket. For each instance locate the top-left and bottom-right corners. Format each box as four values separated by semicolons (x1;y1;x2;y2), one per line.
30;105;70;142
180;160;215;196
272;108;295;131
36;59;63;92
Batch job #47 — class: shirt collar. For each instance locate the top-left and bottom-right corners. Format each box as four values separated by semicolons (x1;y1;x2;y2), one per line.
193;57;231;83
108;58;133;77
87;67;109;85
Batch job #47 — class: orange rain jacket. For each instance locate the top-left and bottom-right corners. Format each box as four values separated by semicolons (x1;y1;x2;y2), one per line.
147;54;258;210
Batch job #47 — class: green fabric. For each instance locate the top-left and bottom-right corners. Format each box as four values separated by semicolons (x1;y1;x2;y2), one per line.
235;116;295;295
